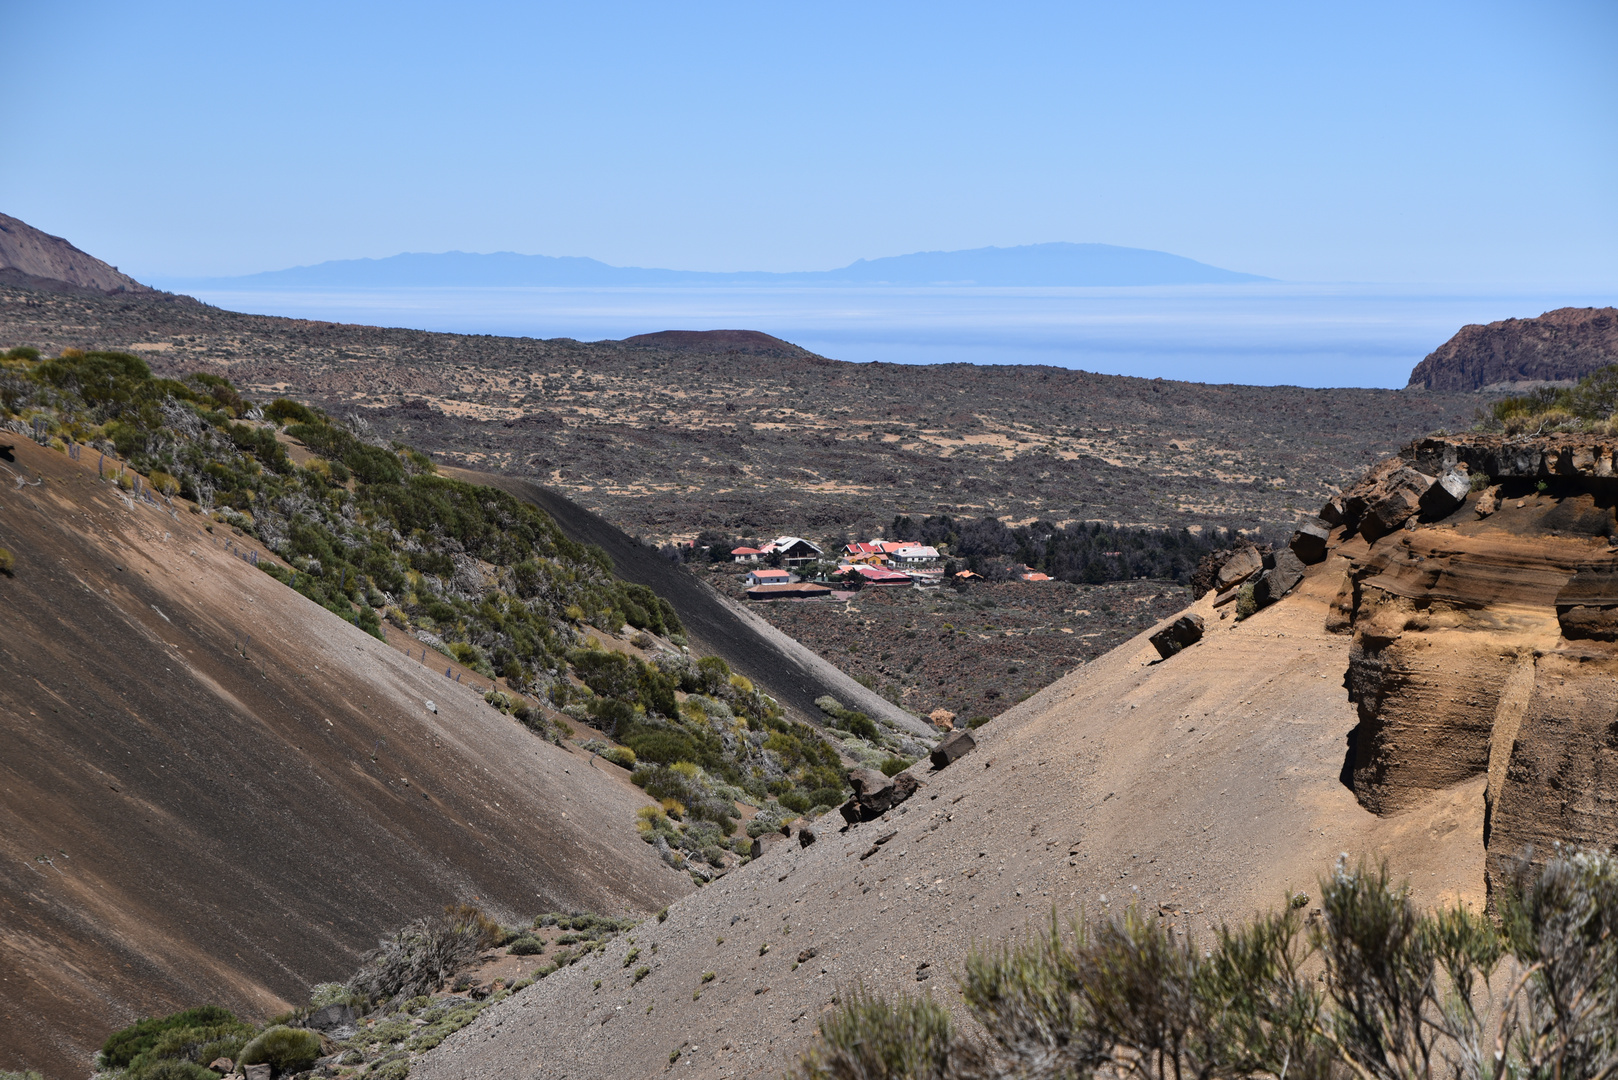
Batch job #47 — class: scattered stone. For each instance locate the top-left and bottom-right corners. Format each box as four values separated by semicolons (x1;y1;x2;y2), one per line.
749;833;786;859
1214;546;1264;591
798;826;816;848
797;947;818;963
1253;549;1306;608
1475;485;1501;517
304;1002;356;1036
928;708;956;730
838;768;921;822
874;830;899;845
424;700;437;714
1288;517;1332;564
1360;467;1434;539
245;1065;271;1080
1318;496;1346;527
929;729;977;770
208;1059;234;1073
1148;614;1205;660
1419;468;1471;519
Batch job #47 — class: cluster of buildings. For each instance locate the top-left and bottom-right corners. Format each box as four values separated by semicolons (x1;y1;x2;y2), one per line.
726;534;1053;599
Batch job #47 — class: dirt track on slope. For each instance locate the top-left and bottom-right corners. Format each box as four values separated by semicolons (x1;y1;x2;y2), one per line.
412;557;1486;1080
0;439;690;1078
445;469;931;736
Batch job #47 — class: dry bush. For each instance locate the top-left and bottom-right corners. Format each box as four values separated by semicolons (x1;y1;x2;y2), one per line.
790;851;1618;1080
346;904;500;1005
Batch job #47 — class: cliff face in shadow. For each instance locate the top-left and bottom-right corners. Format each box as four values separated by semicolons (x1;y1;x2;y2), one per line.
1407;307;1618;391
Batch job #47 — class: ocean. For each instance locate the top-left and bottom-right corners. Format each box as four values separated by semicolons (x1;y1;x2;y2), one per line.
170;281;1615;388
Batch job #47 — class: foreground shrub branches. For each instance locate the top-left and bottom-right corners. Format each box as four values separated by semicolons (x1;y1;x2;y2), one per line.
792;850;1618;1080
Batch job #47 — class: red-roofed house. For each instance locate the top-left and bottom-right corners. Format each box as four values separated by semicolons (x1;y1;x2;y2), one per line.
843;563;913;586
731;546;762;563
745;568;797;586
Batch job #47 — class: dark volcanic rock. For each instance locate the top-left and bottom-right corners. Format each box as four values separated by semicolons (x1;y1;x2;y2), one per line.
839;768;921;822
1289;518;1332;564
929;729;977;769
1407;307;1618;391
1149;614;1205;660
1252;549;1306;608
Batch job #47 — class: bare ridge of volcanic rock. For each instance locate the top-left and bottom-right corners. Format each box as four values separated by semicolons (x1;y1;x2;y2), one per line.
0;212;152;294
0;437;689;1079
619;328;821;359
1406;307;1618;391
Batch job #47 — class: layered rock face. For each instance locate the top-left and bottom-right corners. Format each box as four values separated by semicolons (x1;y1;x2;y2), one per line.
1317;433;1618;892
1406;307;1618;391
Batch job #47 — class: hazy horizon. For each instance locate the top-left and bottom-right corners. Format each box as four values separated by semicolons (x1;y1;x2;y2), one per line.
165;280;1612;389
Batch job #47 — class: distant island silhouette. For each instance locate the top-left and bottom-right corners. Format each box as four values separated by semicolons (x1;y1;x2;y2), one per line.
170;242;1270;289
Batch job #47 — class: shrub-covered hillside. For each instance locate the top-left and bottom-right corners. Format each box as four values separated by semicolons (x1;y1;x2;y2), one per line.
0;346;866;878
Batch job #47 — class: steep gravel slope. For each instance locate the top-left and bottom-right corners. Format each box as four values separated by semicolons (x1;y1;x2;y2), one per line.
0;438;690;1078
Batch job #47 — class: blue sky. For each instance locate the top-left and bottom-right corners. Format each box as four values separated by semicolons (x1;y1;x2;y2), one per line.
4;1;1615;285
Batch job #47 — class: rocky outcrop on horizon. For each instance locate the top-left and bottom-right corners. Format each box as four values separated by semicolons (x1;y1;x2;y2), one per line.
0;212;152;294
1406;307;1618;391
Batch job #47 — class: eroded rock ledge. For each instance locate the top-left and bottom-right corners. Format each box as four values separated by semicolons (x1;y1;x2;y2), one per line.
1300;434;1618;896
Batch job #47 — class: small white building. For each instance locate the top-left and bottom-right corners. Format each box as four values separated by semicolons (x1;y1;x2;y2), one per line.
745;568;797;586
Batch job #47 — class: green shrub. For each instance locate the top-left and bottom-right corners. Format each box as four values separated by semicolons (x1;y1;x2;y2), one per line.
371;1059;411;1080
602;745;637;769
508;935;545;956
238;1026;320;1074
0;548;13;576
879;756;912;777
966;716;992;730
100;1006;243;1069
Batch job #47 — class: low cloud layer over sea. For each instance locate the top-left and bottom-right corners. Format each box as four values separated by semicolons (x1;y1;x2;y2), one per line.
166;282;1617;388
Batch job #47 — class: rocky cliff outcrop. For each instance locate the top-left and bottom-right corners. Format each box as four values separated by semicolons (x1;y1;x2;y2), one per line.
1313;432;1618;894
0;212;151;293
1406;307;1618;391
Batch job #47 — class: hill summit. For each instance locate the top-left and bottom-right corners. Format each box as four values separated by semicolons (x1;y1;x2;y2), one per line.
1406;306;1618;391
0;212;151;294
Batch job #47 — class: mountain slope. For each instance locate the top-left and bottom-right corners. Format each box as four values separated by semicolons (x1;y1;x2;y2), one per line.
447;468;932;736
1406;306;1618;390
0;213;151;294
0;435;691;1079
164;242;1265;289
410;560;1485;1080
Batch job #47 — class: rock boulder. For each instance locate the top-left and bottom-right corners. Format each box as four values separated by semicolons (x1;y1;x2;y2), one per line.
1288;518;1332;564
929;729;977;770
1149;614;1205;660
